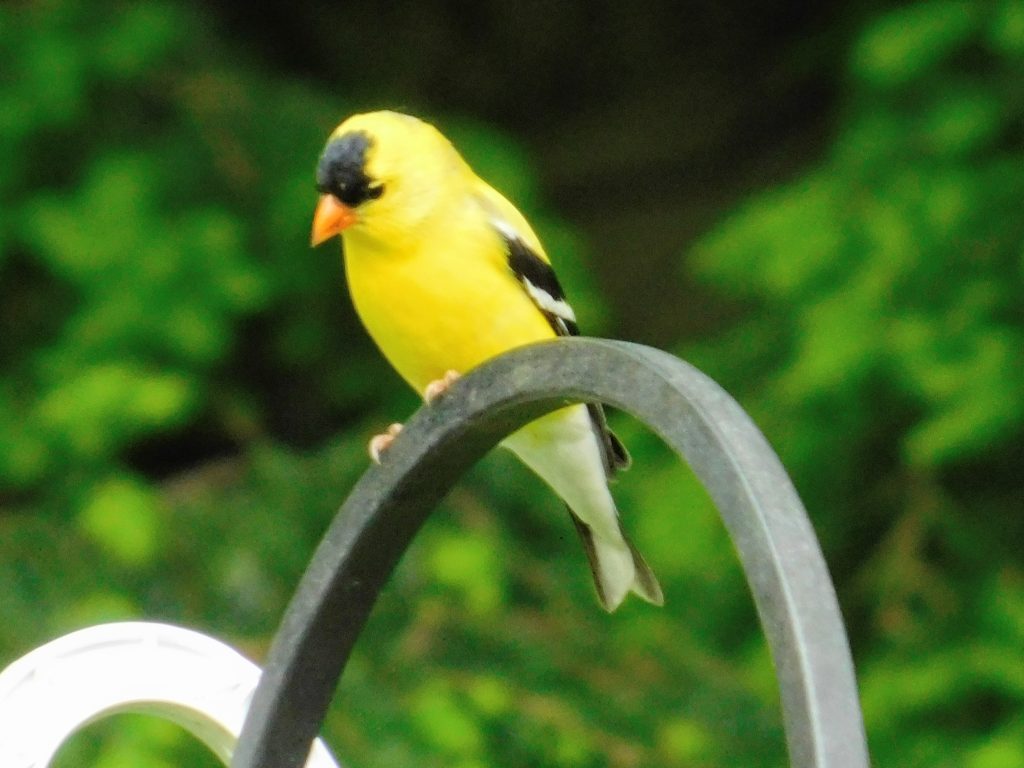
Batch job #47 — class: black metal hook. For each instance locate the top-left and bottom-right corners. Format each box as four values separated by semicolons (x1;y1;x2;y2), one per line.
230;338;869;768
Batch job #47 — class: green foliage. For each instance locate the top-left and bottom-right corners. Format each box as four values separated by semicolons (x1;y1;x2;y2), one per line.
690;1;1024;764
53;715;221;768
851;1;979;88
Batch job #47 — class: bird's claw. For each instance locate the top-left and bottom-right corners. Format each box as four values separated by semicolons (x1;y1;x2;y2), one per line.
424;370;461;404
369;422;404;464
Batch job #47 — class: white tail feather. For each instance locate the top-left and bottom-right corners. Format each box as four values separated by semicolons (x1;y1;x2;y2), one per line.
503;405;663;611
590;534;635;611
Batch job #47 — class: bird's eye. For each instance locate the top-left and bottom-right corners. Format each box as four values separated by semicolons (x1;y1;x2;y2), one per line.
367;183;384;200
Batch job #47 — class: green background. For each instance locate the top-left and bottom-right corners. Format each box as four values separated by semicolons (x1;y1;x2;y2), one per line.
2;0;1023;765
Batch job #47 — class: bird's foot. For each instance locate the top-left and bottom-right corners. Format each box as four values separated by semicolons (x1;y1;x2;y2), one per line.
368;422;404;464
424;370;461;404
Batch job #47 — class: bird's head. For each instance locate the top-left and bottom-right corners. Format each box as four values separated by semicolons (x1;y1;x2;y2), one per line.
311;111;466;248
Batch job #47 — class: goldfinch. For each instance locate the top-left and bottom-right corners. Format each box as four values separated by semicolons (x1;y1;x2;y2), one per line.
311;110;662;611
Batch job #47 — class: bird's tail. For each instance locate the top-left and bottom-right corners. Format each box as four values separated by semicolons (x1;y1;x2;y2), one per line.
569;512;664;612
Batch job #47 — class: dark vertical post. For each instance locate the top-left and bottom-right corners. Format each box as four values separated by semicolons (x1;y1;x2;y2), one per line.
231;339;868;768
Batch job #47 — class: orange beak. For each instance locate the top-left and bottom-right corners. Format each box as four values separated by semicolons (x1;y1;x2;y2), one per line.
311;194;358;246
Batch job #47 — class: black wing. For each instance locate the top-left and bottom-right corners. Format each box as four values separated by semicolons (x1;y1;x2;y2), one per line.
501;231;631;476
505;236;580;336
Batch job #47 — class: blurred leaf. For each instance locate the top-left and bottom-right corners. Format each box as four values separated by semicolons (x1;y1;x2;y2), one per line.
78;475;162;567
35;363;196;459
852;1;978;87
427;529;506;616
989;0;1024;55
410;679;485;755
688;2;1024;764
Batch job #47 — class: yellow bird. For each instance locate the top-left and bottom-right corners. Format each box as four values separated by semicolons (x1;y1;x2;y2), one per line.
311;110;662;611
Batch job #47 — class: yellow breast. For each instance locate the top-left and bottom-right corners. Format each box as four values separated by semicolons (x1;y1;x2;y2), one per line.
342;215;555;394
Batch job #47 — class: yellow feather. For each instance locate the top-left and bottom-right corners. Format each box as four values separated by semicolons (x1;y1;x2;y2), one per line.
344;212;555;393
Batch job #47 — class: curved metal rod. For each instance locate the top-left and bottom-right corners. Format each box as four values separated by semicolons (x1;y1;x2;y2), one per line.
230;338;868;768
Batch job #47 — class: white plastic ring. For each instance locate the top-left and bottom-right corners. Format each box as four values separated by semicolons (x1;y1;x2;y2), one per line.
0;622;340;767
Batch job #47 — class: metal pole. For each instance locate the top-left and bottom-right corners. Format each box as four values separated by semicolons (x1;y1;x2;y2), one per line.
231;338;869;768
